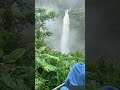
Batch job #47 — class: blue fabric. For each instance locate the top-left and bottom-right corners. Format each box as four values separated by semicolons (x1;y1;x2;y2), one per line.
60;86;70;90
65;62;85;86
60;62;119;90
60;62;85;90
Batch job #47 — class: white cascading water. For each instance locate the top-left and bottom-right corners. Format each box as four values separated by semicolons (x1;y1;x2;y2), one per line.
60;9;70;54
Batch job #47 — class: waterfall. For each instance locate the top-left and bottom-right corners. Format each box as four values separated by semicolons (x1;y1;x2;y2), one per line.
60;9;70;54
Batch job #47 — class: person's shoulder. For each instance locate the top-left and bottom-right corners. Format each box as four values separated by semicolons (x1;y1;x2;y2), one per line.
74;62;85;67
72;62;85;72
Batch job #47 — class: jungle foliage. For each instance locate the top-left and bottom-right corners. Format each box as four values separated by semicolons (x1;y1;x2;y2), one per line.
35;8;85;90
0;0;34;90
86;56;120;89
35;6;120;90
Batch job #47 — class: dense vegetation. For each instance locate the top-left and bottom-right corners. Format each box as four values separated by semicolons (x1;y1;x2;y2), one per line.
35;8;85;90
35;1;120;90
1;0;119;90
0;0;34;90
86;56;120;89
35;0;85;90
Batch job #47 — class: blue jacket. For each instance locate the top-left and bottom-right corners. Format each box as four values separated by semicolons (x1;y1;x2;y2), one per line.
60;62;85;90
60;62;119;90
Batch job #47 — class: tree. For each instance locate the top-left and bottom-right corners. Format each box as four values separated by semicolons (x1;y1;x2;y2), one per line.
35;8;58;90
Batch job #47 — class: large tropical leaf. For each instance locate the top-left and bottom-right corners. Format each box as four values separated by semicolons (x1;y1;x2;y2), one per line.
3;48;26;63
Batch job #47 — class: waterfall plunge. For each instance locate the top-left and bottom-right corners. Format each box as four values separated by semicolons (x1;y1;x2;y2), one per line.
60;9;70;54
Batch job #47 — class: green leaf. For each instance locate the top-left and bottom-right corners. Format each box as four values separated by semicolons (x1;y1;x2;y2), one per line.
3;48;26;63
40;46;46;52
44;64;57;72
